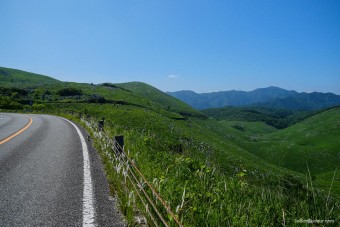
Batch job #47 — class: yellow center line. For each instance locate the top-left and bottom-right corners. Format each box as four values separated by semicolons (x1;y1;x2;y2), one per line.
0;117;33;145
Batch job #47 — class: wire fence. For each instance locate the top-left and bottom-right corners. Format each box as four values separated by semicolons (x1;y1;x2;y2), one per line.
81;117;183;227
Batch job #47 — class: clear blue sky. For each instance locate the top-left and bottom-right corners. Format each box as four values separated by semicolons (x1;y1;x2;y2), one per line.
1;0;339;94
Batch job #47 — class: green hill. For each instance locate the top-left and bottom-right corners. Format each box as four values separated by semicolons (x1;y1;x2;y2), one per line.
1;67;339;225
0;66;60;87
203;106;314;129
117;82;206;118
229;107;340;195
245;107;340;174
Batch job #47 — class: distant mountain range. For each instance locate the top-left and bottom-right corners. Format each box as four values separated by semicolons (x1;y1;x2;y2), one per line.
167;87;340;110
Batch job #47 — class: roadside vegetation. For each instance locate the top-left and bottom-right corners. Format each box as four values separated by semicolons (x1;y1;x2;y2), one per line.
1;66;339;226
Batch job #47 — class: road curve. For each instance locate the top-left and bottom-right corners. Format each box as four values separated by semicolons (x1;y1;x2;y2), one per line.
0;113;125;226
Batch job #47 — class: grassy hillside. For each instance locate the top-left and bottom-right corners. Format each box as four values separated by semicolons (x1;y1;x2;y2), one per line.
1;67;339;225
0;66;60;87
117;82;206;118
203;106;314;129
245;107;340;174
220;120;278;135
224;107;340;196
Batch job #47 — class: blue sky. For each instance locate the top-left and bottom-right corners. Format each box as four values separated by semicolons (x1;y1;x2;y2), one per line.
1;0;339;94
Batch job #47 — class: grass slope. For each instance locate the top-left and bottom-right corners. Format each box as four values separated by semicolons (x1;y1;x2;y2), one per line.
252;107;339;174
117;82;206;118
0;66;60;87
203;106;314;129
224;107;340;196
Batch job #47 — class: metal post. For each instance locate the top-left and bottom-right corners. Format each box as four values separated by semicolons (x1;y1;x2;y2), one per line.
98;119;104;131
114;135;124;153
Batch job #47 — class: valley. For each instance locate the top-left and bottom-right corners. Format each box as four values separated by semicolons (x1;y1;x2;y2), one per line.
205;107;340;196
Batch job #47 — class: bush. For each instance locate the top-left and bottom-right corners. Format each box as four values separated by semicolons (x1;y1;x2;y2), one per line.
57;88;83;96
88;95;107;103
232;124;245;131
0;97;23;110
32;103;46;110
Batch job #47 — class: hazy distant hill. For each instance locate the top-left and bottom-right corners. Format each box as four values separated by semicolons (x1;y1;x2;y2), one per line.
167;87;340;110
256;92;340;110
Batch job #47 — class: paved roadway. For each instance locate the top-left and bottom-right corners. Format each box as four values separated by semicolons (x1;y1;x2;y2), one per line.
0;113;125;226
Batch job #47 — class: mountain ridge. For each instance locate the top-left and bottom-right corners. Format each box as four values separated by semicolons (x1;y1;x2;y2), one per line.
167;87;340;110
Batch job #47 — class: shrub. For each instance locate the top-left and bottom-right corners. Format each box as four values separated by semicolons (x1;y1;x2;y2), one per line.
57;88;83;96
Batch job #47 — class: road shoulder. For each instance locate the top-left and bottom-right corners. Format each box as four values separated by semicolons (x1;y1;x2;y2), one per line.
75;121;126;226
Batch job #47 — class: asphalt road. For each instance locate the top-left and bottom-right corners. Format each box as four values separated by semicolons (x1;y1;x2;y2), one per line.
0;113;125;226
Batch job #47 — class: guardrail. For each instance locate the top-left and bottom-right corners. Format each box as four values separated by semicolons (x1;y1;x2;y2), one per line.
81;117;183;227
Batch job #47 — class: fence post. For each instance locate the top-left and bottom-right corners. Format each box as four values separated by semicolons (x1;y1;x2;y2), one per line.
114;135;124;153
98;119;104;131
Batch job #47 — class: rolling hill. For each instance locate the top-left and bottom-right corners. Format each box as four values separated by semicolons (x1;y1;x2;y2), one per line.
202;106;315;129
116;82;206;118
0;66;60;87
216;107;340;195
243;107;339;173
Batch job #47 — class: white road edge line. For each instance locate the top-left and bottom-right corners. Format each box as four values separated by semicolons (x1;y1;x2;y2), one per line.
62;118;95;226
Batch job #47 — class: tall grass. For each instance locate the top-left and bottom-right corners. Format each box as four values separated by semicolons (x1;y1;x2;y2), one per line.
82;115;339;226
